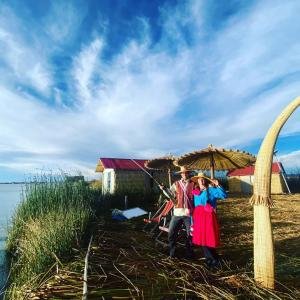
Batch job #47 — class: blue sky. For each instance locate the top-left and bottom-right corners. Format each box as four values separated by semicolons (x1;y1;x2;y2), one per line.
1;0;300;181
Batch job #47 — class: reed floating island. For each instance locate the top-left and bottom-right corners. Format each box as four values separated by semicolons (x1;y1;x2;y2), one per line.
18;194;300;300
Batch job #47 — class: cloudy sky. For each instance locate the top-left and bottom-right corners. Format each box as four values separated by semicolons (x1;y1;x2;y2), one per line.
1;0;300;181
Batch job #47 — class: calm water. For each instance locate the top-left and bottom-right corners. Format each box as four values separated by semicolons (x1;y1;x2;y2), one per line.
0;184;23;295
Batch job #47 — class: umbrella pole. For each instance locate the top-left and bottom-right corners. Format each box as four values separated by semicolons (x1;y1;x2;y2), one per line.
210;154;215;179
168;168;172;188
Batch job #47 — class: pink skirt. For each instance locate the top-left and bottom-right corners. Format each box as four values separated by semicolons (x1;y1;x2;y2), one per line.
192;205;220;248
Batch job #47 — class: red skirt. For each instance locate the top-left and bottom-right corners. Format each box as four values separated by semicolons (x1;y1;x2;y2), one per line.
192;205;220;248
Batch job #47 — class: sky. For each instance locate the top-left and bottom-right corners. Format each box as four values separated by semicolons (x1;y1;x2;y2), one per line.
1;0;300;182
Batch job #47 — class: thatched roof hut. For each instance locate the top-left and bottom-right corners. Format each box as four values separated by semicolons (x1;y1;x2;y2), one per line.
227;162;287;194
95;158;169;194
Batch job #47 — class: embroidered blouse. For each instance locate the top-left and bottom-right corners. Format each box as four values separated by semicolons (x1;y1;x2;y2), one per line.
194;186;227;208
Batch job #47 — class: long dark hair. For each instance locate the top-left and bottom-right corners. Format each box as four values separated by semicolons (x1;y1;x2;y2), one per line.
202;178;210;204
201;178;210;188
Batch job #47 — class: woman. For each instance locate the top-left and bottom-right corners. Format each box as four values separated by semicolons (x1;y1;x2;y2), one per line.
191;173;227;267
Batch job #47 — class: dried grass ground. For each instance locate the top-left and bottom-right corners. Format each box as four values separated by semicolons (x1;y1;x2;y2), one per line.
29;194;300;299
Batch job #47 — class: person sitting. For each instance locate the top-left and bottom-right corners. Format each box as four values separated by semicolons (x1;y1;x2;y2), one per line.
191;173;227;267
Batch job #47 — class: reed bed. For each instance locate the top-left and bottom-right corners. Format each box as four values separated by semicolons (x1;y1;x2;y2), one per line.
27;194;300;299
5;176;100;299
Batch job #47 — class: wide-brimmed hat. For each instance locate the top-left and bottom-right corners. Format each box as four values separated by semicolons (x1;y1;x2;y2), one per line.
191;172;213;183
175;166;192;174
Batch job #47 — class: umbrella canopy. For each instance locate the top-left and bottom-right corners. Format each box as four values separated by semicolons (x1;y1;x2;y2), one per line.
145;156;179;171
175;144;256;178
145;156;179;187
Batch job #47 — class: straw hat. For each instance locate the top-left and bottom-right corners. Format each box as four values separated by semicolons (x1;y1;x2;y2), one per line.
191;172;213;183
175;166;191;174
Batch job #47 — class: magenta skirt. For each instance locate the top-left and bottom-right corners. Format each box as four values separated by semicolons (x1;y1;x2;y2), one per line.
192;205;220;248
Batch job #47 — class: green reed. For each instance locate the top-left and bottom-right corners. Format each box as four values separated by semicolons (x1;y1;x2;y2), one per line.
5;175;100;296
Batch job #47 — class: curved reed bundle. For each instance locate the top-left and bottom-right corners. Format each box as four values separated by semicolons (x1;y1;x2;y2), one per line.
250;96;300;289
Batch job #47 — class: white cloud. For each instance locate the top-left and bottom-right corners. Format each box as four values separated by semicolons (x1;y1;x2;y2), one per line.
0;84;104;178
72;38;104;105
0;5;52;95
44;1;87;43
1;0;300;179
166;0;300;148
279;150;300;170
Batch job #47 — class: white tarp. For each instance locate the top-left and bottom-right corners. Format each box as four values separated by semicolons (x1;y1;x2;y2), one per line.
122;207;147;219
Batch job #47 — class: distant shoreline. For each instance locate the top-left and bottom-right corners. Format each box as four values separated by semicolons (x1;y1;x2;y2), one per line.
0;182;26;184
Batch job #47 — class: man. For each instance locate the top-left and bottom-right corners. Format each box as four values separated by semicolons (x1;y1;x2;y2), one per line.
161;166;195;258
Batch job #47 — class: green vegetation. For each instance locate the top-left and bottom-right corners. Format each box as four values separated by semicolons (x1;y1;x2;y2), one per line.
89;179;102;191
5;175;100;299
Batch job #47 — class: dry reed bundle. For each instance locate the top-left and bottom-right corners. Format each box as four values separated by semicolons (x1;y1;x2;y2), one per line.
250;96;300;289
28;196;300;299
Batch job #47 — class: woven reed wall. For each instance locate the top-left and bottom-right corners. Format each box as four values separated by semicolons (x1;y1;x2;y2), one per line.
229;174;285;194
153;172;173;188
114;170;149;194
228;177;242;192
270;174;285;194
113;170;169;194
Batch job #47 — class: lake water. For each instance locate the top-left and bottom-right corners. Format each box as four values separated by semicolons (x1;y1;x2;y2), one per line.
0;184;23;295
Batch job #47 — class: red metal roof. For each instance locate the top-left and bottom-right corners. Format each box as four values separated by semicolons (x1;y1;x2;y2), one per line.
99;158;148;171
227;162;282;177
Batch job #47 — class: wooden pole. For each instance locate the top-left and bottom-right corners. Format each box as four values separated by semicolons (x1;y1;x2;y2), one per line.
210;153;215;179
124;195;128;210
82;235;93;300
273;152;291;194
168;168;172;188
